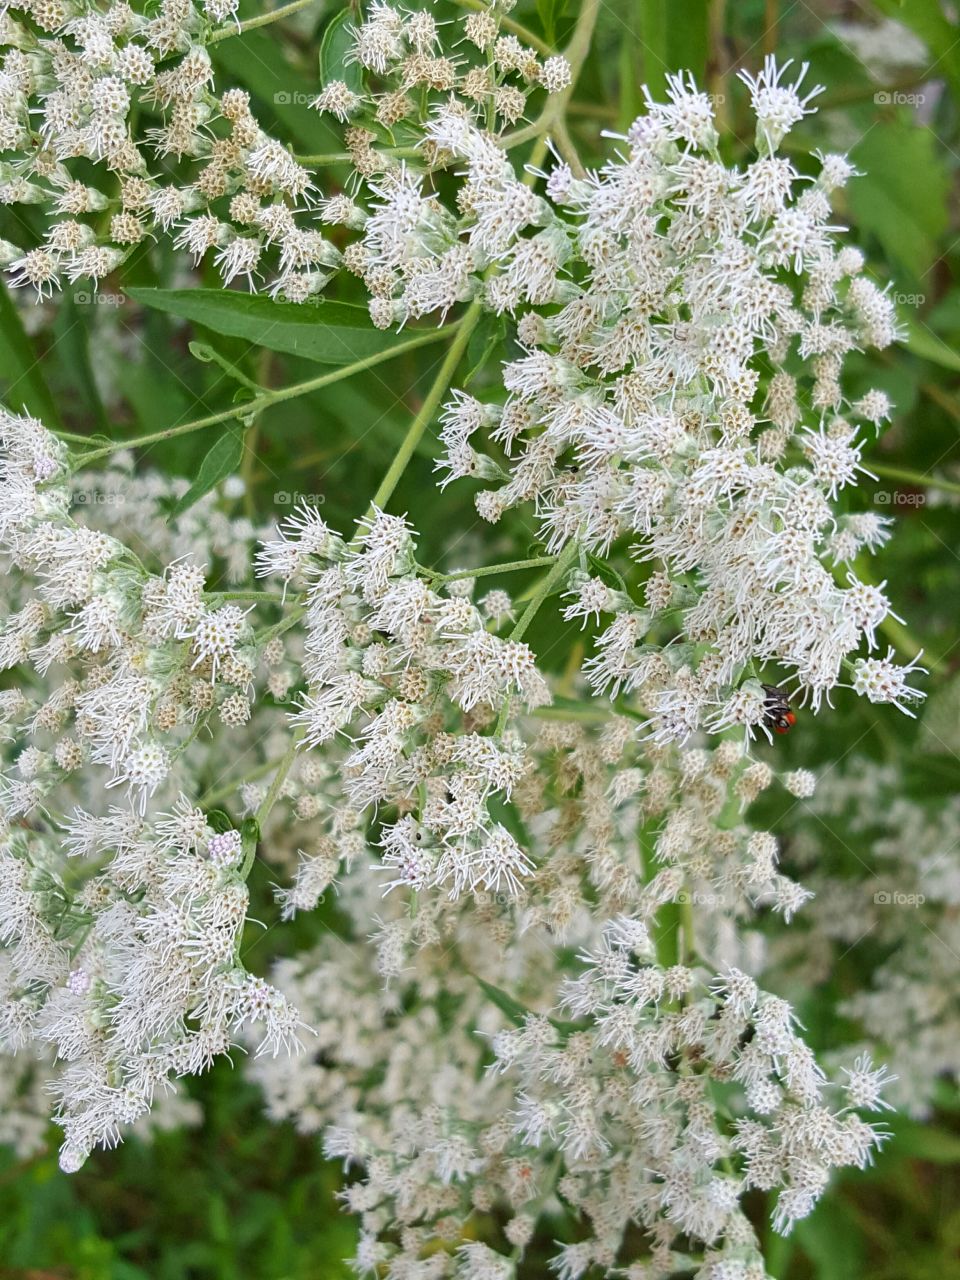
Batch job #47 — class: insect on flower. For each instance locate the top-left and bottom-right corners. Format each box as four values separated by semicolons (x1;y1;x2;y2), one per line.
762;683;797;734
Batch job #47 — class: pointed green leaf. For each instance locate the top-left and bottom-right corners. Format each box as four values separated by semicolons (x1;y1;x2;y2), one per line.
0;282;61;427
127;288;404;366
320;9;363;93
902;320;960;373
169;424;245;518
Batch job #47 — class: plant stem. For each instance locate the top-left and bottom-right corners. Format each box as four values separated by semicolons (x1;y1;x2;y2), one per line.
207;0;321;44
500;0;601;175
763;0;778;55
256;604;307;646
363;303;483;520
200;755;292;808
870;461;960;497
67;325;458;463
509;542;578;644
242;734;304;878
204;590;279;603
426;556;557;583
296;146;421;166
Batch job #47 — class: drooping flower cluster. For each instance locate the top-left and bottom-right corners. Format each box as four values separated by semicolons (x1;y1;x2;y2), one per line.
1;800;301;1172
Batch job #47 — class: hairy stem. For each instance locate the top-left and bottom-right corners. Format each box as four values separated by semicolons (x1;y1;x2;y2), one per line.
67;325;458;464
207;0;321;45
425;556;558;582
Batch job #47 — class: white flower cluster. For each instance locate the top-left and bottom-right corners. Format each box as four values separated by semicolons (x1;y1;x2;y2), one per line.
0;5;926;1269
0;409;266;814
257;503;547;902
770;755;960;1119
248;739;892;1276
428;71;923;740
0;406;306;1168
0;0;569;301
0;0;337;296
1;800;300;1173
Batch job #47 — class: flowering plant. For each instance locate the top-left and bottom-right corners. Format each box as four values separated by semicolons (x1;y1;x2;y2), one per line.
0;1;956;1276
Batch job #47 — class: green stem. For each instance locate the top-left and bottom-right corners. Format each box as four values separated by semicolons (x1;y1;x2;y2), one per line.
870;461;960;497
500;0;600;175
494;543;579;736
426;556;557;583
295;145;421;166
363;303;483;519
242;734;304;878
256;604;307;646
204;590;279;603
509;542;578;644
68;325;458;463
200;754;292;809
207;0;321;44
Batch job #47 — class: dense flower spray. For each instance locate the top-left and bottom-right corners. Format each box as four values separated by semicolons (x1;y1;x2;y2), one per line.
0;2;932;1276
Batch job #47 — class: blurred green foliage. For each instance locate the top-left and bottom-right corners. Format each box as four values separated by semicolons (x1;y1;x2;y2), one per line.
3;0;960;1275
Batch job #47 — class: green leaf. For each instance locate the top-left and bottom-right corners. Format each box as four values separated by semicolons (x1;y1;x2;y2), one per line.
0;281;61;427
320;9;363;93
464;312;506;386
536;0;565;45
206;809;234;834
792;1195;865;1280
587;551;628;595
127;288;406;366
53;295;108;434
473;975;529;1026
169;424;245;518
902;320;960;373
886;1119;960;1163
472;975;581;1036
847;120;949;280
